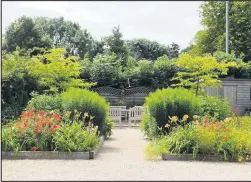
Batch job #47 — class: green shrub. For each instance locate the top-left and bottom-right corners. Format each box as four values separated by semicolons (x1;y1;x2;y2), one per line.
1;125;20;152
61;87;109;134
142;88;202;138
53;122;100;152
26;93;62;114
104;117;114;138
201;95;231;120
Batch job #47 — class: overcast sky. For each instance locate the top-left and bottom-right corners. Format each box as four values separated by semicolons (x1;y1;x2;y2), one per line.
2;1;204;49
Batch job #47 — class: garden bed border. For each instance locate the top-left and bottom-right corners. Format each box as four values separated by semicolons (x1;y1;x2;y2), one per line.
162;153;251;162
2;136;104;160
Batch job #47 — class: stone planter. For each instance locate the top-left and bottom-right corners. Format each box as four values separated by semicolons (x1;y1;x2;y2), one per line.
2;136;104;160
162;153;251;162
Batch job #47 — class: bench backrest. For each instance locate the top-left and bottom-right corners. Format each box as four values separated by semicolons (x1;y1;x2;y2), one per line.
129;106;144;121
109;107;121;121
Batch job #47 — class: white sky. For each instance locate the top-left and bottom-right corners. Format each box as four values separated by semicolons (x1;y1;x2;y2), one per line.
2;1;204;49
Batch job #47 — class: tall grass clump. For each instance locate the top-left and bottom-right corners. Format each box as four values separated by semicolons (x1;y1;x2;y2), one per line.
61;87;109;134
140;88;202;138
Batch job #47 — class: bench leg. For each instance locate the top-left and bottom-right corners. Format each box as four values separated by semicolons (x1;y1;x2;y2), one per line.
119;118;122;128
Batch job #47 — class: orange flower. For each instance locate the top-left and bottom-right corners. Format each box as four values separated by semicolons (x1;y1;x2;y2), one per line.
222;135;227;141
31;147;38;151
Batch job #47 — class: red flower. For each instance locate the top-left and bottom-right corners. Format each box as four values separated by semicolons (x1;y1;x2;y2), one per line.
34;133;37;137
38;110;46;116
31;147;38;151
23;121;29;127
50;127;55;133
52;113;62;122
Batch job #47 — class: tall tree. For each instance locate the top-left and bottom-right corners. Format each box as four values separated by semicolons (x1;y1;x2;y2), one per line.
190;1;251;62
172;54;237;96
103;26;129;66
4;16;53;52
127;39;180;61
4;16;101;59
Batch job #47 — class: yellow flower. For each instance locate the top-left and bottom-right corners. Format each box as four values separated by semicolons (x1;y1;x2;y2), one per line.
171;116;178;122
193;115;199;120
238;156;243;162
165;124;170;128
224;117;232;123
84;112;89;118
183;114;189;120
246;155;250;161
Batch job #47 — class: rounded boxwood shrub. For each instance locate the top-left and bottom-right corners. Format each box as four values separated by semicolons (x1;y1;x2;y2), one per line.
61;87;109;134
142;88;203;138
26;93;62;114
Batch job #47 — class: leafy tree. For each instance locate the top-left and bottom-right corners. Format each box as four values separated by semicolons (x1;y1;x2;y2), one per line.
171;54;237;96
190;1;251;62
79;53;92;82
2;48;39;122
127;39;180;61
34;17;100;59
29;48;94;93
103;26;129;67
152;55;178;89
118;56;140;88
136;60;154;87
4;16;53;52
169;42;180;58
90;53;120;87
4;16;101;59
213;51;251;79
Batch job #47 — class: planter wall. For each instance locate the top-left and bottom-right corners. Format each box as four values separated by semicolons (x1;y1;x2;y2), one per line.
2;136;104;160
162;154;251;162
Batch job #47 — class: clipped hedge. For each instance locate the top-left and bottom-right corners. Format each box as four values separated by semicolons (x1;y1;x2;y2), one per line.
61;87;109;134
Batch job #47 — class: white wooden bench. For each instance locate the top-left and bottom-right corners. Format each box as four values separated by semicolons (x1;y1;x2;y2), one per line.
109;107;122;128
109;106;127;117
128;106;144;127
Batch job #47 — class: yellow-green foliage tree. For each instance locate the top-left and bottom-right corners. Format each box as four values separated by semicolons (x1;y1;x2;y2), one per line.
171;54;237;96
29;48;95;93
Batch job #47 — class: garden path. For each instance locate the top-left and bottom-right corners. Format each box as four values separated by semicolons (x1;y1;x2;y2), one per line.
2;128;251;181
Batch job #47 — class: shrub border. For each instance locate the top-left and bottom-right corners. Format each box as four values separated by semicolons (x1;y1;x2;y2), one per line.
162;154;251;162
2;136;104;160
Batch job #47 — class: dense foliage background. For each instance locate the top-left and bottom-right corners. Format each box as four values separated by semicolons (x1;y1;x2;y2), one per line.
2;1;251;123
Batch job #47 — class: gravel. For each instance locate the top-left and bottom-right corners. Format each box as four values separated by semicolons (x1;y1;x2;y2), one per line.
2;128;251;181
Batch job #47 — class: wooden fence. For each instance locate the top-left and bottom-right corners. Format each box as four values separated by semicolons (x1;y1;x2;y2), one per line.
203;79;251;115
91;86;154;107
92;79;251;115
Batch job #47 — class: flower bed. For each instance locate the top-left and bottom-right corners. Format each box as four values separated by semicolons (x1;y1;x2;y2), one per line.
2;136;104;160
2;108;104;159
145;115;251;162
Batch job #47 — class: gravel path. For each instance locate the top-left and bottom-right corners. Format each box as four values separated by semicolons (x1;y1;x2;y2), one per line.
2;128;251;181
